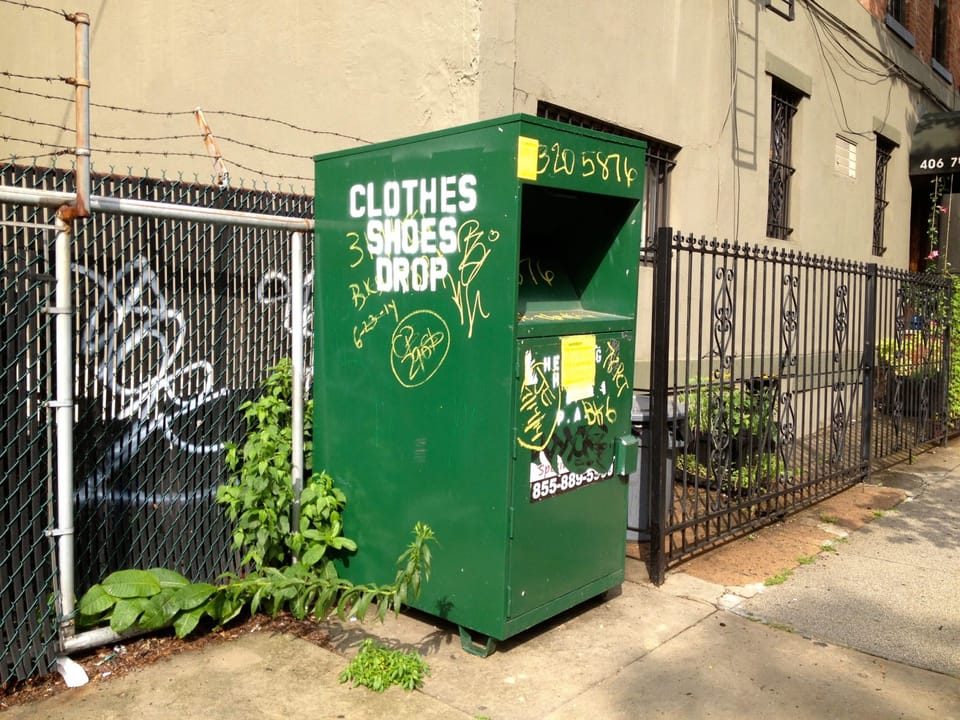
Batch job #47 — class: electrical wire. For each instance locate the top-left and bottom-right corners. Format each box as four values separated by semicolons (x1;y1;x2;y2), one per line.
801;0;947;111
803;2;878;139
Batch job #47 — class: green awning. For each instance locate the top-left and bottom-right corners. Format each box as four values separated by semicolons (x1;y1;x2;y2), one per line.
910;111;960;176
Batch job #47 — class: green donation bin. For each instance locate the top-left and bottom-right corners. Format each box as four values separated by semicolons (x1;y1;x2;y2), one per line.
313;114;646;654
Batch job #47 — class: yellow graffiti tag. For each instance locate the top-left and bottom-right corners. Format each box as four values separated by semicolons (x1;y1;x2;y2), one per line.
535;143;640;187
582;396;617;426
352;300;398;349
448;219;498;338
602;340;630;398
517;359;560;451
390;310;451;388
349;277;380;311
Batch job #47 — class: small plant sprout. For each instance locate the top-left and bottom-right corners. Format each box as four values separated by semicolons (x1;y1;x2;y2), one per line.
871;509;887;519
819;513;839;524
797;555;816;565
764;569;793;586
339;639;430;692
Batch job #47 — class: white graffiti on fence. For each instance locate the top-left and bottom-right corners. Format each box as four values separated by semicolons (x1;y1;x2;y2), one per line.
255;269;314;333
74;255;229;456
255;268;314;384
73;257;314;506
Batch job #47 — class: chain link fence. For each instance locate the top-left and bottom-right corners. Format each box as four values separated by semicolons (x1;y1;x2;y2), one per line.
1;161;313;685
1;177;57;683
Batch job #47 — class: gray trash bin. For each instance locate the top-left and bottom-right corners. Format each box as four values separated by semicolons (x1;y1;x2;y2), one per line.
627;393;685;542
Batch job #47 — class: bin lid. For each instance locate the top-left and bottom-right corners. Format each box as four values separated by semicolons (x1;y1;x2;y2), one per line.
631;392;685;423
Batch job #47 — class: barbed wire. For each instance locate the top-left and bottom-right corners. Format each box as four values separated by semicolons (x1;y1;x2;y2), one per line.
0;148;69;164
222;158;311;184
206;110;371;144
1;70;68;83
0;111;67;133
0;141;312;185
0;0;67;18
218;135;311;160
0;83;71;102
1;111;317;161
1;134;72;150
0;83;370;143
0;134;73;163
87;148;208;160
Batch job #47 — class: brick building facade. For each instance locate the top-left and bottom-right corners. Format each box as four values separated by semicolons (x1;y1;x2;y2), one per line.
860;0;960;87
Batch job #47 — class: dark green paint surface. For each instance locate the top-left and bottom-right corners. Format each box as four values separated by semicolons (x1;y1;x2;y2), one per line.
313;114;645;640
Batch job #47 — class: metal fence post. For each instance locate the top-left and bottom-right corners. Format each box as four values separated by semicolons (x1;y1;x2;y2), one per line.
649;226;673;586
67;12;91;219
940;279;952;447
861;263;877;479
291;231;305;540
50;212;76;644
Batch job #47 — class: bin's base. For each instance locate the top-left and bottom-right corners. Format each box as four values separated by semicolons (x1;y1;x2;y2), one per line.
459;626;497;657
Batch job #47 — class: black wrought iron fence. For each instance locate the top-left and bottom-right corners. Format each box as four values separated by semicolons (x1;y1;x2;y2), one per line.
1;162;313;685
646;229;951;581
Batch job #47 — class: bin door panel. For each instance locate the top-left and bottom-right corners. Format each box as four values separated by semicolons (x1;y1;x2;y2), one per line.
508;332;632;619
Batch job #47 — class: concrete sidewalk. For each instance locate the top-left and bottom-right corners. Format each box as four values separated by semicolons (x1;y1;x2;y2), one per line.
737;445;960;679
7;447;960;719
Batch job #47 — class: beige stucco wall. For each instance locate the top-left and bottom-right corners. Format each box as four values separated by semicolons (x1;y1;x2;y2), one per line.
1;1;487;186
5;0;960;390
511;0;957;267
2;0;956;260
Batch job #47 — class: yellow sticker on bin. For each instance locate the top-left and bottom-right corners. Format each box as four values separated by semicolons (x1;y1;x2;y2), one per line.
517;136;539;181
561;335;596;403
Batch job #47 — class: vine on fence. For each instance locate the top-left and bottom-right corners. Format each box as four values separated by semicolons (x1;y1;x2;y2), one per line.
77;360;435;641
921;177;960;422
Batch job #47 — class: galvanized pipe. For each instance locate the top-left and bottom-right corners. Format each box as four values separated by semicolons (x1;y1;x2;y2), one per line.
68;11;91;218
290;231;305;539
52;212;76;641
61;626;141;654
0;185;313;231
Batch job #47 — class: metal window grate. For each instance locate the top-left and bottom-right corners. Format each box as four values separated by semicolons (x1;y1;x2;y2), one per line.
766;80;801;240
873;137;894;257
536;101;679;249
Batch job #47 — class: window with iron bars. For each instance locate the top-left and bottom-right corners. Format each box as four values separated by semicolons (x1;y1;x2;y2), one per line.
873;136;895;257
767;79;802;240
932;0;950;76
536;101;679;251
764;0;795;22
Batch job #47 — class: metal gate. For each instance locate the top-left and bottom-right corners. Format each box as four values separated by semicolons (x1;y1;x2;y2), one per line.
646;228;951;582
